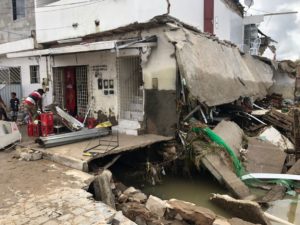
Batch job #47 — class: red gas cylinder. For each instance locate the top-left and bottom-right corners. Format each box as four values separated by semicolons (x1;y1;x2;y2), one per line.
27;122;40;137
40;112;54;127
87;118;97;129
40;112;54;137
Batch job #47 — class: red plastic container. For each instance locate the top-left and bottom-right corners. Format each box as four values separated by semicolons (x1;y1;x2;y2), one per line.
40;112;54;127
41;125;53;137
27;122;40;137
40;112;54;137
75;116;84;123
87;118;97;129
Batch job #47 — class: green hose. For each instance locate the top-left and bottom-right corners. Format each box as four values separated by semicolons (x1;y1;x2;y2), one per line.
192;127;245;177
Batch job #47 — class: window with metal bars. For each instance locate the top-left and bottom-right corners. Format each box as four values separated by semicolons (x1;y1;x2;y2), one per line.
12;0;25;20
0;67;21;84
30;65;40;84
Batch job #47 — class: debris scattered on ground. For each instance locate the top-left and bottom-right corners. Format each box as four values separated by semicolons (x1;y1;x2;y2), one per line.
14;146;42;161
210;194;271;225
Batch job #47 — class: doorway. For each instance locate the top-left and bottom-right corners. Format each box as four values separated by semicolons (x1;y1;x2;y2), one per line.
117;57;143;122
204;0;214;34
52;66;88;117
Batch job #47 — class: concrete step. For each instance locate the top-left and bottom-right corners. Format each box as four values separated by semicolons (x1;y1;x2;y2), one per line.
112;126;144;136
123;111;144;122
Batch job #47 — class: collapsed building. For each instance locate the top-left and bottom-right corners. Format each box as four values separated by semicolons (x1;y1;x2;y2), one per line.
1;16;293;137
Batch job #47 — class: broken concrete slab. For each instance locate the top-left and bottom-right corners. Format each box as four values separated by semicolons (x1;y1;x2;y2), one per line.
145;195;168;218
193;141;251;199
287;159;300;175
122;186;147;203
19;151;42;161
121;202;161;225
228;218;262;225
167;199;216;225
213;218;231;225
165;27;273;107
258;159;300;203
28;133;172;172
258;126;294;151
210;194;271;225
244;138;286;174
213;120;244;156
94;170;115;209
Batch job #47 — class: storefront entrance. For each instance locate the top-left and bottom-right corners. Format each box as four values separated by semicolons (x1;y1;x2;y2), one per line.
52;66;88;117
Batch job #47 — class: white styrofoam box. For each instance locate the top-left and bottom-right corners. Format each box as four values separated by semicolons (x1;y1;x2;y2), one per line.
0;121;21;149
125;129;139;136
118;119;141;129
112;126;126;134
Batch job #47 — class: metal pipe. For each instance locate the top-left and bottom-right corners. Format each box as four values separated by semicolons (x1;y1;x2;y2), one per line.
242;112;267;125
199;106;208;124
253;103;264;110
183;105;201;121
36;128;110;148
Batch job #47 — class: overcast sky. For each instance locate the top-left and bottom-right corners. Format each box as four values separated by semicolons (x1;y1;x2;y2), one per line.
243;0;300;60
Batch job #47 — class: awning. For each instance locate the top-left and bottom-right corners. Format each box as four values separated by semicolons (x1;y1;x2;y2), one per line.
165;28;274;106
7;36;157;58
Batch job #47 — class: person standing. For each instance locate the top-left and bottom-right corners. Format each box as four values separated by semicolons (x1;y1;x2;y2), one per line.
0;95;9;121
24;89;45;122
10;92;20;122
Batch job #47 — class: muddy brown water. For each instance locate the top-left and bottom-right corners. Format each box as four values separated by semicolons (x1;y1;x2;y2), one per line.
141;175;231;218
266;195;300;225
117;170;300;223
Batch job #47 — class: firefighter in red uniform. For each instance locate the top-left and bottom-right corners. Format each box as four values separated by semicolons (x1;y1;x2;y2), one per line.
24;89;45;122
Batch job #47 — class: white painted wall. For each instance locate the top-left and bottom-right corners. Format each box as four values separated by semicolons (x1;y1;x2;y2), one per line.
0;56;51;105
35;0;206;43
51;51;118;117
35;0;244;45
0;38;35;55
214;0;244;47
170;0;204;31
35;0;168;43
141;27;177;91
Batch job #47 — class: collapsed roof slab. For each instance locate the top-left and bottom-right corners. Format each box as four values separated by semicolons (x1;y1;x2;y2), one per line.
165;28;274;107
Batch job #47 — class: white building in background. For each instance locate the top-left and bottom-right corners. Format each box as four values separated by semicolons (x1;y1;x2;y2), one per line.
34;0;244;46
0;0;246;136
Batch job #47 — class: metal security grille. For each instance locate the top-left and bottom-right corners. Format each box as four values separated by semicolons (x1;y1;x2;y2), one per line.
0;66;22;105
30;65;40;84
52;67;65;108
75;66;88;117
117;57;143;121
0;67;21;84
52;66;88;116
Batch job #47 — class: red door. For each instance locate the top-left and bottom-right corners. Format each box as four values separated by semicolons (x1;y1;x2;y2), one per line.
204;0;214;34
64;67;77;116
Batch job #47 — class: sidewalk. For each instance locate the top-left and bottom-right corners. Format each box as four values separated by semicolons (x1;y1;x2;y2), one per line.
0;150;135;225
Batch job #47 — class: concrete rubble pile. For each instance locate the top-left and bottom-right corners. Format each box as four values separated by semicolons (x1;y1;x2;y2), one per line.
92;169;267;225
